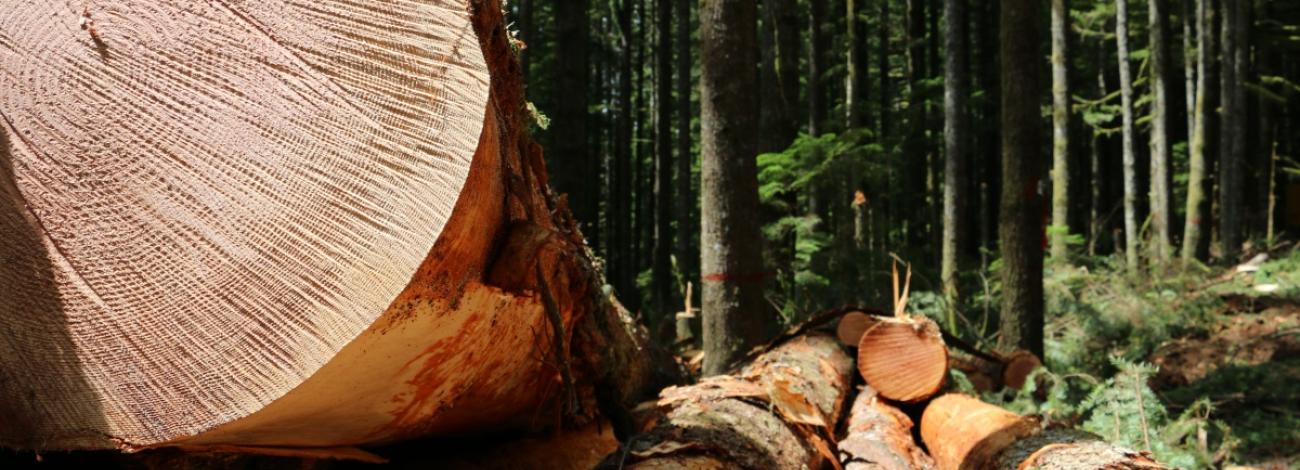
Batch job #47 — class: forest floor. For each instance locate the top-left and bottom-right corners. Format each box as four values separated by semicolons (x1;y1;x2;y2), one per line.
956;246;1300;469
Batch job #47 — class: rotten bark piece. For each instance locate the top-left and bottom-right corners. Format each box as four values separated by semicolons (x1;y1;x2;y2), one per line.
602;334;854;469
857;316;949;402
837;387;936;470
921;394;1167;470
1;0;674;451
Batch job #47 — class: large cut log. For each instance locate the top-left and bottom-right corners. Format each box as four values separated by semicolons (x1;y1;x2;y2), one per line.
836;386;935;470
857;315;949;402
0;0;671;452
920;394;1168;470
601;334;853;469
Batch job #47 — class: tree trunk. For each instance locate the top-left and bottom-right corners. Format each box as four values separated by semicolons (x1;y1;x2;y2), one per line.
1183;0;1218;262
1149;0;1173;262
1218;0;1247;260
1116;0;1141;270
602;334;853;469
878;0;892;141
700;0;766;376
1049;0;1072;263
905;0;928;248
998;0;1046;358
652;0;675;321
810;0;828;136
614;0;637;300
941;0;969;330
837;386;937;470
1182;0;1196;145
760;0;801;153
675;0;696;314
554;0;593;235
0;0;675;451
922;394;1169;470
846;0;866;128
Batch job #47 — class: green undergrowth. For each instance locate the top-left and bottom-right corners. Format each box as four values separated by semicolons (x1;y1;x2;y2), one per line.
944;248;1300;468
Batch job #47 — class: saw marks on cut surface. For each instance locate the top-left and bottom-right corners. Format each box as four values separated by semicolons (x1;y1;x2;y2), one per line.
0;0;488;448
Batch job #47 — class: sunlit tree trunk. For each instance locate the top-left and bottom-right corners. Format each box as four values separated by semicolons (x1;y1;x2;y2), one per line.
1182;0;1196;141
1049;0;1071;263
846;0;865;128
998;0;1046;357
1148;0;1173;262
700;0;766;375
1182;0;1217;262
1115;0;1140;270
941;0;969;331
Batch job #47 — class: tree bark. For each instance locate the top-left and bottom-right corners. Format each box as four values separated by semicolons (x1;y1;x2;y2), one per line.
998;0;1046;358
905;0;928;248
1182;0;1196;145
1116;0;1140;270
602;335;854;469
1049;0;1072;263
652;0;675;321
810;0;828;136
675;0;696;314
837;386;937;470
1183;0;1218;262
699;0;766;376
554;0;593;234
1149;0;1173;262
613;0;636;299
878;0;891;141
1218;0;1247;260
760;0;801;153
941;0;969;330
846;0;866;128
0;0;675;450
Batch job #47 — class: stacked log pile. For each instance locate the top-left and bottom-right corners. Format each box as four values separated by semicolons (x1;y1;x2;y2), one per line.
602;289;1169;470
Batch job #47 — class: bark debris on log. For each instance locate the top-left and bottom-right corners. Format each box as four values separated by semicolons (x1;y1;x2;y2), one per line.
602;334;853;470
837;386;936;470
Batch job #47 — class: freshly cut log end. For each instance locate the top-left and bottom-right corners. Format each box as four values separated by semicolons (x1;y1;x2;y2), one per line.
837;386;936;470
1;0;667;453
856;316;949;403
836;311;878;347
920;394;1039;470
1001;350;1044;391
921;394;1168;470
